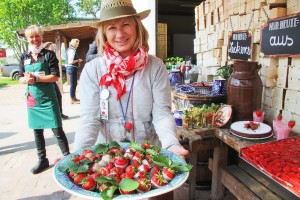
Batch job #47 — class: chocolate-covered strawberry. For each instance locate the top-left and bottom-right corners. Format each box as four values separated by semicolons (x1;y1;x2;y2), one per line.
114;153;129;168
137;177;151;193
151;172;167;188
81;176;96;191
162;167;175;181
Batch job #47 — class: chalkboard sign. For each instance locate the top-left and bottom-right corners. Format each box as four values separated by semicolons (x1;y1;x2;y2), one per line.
261;13;300;56
228;31;252;60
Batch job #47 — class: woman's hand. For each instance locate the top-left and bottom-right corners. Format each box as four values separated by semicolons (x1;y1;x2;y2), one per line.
24;72;35;84
168;144;189;161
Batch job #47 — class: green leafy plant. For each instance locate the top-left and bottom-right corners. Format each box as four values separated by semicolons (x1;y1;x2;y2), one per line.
214;65;233;80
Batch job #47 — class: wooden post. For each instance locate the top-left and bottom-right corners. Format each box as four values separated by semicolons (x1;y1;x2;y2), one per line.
55;31;63;93
211;140;228;200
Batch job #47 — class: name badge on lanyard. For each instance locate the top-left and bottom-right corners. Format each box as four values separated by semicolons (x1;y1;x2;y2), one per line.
24;59;31;65
100;87;110;120
100;99;108;120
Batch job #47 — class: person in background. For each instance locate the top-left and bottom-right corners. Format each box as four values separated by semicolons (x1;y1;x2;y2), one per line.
65;39;82;104
85;40;98;62
19;25;70;174
74;0;189;160
43;42;69;119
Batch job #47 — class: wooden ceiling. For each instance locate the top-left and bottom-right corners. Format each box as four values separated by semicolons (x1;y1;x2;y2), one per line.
17;21;99;43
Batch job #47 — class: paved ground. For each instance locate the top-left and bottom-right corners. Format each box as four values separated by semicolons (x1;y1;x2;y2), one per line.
0;83;234;200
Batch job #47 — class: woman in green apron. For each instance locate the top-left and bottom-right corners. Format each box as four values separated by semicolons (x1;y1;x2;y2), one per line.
19;25;70;174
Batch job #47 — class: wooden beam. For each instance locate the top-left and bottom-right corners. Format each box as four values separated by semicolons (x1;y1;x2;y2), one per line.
55;31;63;93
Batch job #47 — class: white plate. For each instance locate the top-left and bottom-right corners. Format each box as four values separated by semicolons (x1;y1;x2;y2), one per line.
53;142;189;200
231;121;272;135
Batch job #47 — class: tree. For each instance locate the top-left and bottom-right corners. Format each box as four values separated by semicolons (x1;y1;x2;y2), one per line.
0;0;75;60
76;0;101;20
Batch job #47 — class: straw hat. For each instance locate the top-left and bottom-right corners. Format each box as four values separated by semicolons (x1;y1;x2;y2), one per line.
98;0;151;23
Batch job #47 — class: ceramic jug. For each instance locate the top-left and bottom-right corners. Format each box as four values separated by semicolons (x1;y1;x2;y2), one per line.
227;60;262;122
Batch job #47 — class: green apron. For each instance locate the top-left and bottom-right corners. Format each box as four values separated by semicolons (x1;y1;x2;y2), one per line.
25;61;62;129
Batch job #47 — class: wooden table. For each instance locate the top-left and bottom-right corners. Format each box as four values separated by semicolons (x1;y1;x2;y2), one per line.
210;129;300;200
177;127;216;200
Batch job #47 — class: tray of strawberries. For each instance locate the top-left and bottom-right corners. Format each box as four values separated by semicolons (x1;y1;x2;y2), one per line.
240;136;300;197
54;141;192;200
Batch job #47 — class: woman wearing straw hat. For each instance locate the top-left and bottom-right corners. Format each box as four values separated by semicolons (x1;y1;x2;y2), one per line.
74;0;189;159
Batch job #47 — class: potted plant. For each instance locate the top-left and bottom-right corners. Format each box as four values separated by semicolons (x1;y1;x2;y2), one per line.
214;64;233;80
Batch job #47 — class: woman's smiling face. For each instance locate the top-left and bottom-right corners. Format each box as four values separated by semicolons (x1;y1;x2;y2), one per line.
104;17;137;58
27;34;43;48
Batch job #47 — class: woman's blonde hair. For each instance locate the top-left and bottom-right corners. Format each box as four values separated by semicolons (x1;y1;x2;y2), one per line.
96;16;149;56
70;39;80;49
25;25;43;38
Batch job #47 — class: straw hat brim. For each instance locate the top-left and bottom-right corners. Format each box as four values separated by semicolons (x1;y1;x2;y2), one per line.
97;9;151;26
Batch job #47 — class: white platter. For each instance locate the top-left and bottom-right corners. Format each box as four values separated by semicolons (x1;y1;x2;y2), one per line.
53;142;189;200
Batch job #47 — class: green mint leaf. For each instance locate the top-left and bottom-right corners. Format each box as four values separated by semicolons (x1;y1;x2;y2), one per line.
77;164;89;173
95;176;118;186
146;148;159;156
129;141;145;152
80;159;92;165
119;178;139;191
151;145;161;152
152;154;172;167
58;160;78;173
100;185;117;200
172;164;193;172
94;143;109;154
108;141;121;149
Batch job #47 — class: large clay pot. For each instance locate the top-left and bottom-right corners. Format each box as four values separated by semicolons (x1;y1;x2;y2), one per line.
227;60;262;122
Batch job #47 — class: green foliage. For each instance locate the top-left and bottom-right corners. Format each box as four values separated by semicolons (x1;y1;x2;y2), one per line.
0;0;75;60
76;0;101;19
0;77;19;88
214;65;233;80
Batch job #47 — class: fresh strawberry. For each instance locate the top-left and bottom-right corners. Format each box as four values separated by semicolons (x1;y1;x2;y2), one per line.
142;158;151;166
73;173;86;185
138;164;150;173
99;183;109;192
125;164;137;176
137;177;151;193
288;120;296;128
68;171;75;179
90;172;101;179
124;150;135;159
83;149;93;155
119;188;135;195
81;176;96;191
98;167;109;176
255;109;263;117
120;172;134;179
108;173;121;184
277;114;282;121
141;141;151;149
149;165;161;177
105;162;114;171
162;168;175;181
114;154;129;168
131;158;141;166
108;147;119;153
134;171;147;179
71;155;81;163
151;172;167;188
110;167;124;176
